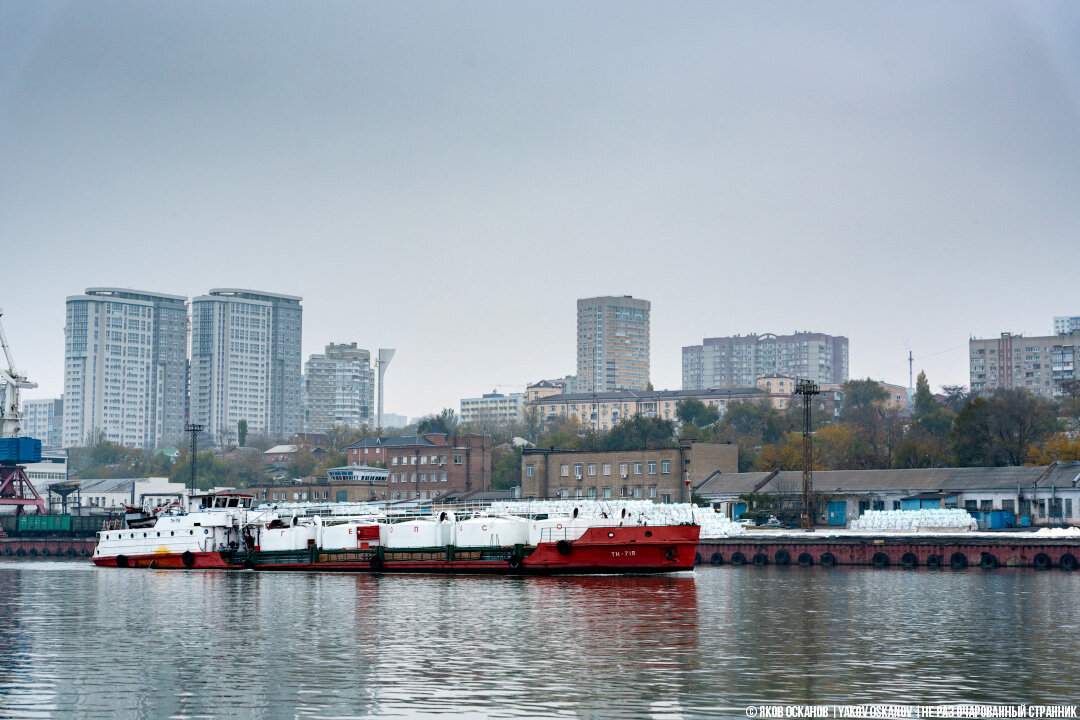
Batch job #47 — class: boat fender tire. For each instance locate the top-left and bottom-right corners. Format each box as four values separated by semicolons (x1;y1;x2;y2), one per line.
950;552;968;570
2;547;11;556
871;552;889;569
694;552;702;566
115;554;129;568
41;548;51;557
774;549;791;566
1061;554;1078;571
181;551;195;569
730;552;746;566
665;547;677;561
15;548;25;557
27;548;37;557
752;552;768;567
797;552;813;567
80;548;90;557
901;553;918;569
66;547;77;557
556;540;573;556
980;553;998;570
508;555;522;571
926;554;942;569
710;552;724;566
369;554;384;571
1033;552;1052;570
820;553;836;568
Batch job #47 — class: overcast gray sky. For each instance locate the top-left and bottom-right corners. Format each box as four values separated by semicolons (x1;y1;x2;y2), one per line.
2;1;1079;418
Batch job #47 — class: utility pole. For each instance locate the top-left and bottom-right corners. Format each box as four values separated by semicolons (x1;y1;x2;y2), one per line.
909;350;913;390
184;423;204;495
795;380;820;529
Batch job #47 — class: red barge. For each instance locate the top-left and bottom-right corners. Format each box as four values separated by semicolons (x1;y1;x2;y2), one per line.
92;493;699;575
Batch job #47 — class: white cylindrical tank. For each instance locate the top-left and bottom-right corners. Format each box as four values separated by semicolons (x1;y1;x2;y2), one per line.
384;519;452;549
454;516;529;547
320;523;359;550
259;524;317;551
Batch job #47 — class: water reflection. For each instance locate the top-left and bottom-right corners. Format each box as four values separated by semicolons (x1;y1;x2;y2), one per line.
0;562;1078;718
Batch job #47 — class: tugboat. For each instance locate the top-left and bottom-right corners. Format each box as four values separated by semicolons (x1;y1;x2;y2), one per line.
93;492;699;574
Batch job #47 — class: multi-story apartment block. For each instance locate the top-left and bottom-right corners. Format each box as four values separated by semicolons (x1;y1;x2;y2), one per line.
346;433;492;501
521;440;738;502
577;296;650;393
22;398;63;448
1054;316;1080;335
969;332;1080;397
525;376;578;404
189;289;302;444
63;288;188;448
303;343;374;432
460;391;525;427
532;387;776;433
682;331;849;390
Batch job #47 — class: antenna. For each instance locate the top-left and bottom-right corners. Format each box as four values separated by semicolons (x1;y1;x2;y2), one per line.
909;350;913;389
376;349;396;430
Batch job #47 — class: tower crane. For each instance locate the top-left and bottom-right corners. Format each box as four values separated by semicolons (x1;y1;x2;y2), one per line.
0;308;46;515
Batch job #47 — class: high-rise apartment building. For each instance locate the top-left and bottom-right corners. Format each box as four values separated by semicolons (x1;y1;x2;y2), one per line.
969;331;1079;397
63;288;188;448
189;289;302;443
303;343;374;432
682;332;849;390
22;398;64;448
1054;316;1080;335
576;296;650;393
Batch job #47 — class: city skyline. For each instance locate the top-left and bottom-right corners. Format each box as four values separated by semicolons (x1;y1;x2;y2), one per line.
3;3;1079;418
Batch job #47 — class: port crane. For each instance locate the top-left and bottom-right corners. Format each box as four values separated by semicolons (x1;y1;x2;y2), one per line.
0;308;46;515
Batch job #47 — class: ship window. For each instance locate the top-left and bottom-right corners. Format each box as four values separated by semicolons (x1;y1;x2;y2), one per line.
171;531;174;536
156;532;160;537
189;531;193;535
143;533;147;537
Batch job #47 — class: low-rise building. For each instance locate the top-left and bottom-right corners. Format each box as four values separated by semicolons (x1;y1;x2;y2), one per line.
460;391;526;426
531;388;772;432
75;477;186;511
525;377;577;403
346;433;492;501
246;465;390;504
521;440;738;503
696;463;1080;528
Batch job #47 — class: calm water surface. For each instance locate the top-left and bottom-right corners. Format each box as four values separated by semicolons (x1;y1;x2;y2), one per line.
0;560;1078;719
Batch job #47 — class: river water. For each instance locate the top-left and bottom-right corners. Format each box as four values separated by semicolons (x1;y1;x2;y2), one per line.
0;560;1077;718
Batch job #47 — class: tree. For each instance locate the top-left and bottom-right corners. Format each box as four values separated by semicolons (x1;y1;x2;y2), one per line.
286;451;318;480
940;385;970;413
985;389;1057;466
491;446;523;489
913;371;939;420
675;398;720;428
521;405;543;442
1027;434;1080;465
237;419;248;447
601;416;675;451
416;408;460;436
839;379;889;423
950;397;993;466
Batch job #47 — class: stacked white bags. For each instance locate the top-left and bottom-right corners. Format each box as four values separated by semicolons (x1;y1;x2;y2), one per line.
484;500;746;537
849;508;976;532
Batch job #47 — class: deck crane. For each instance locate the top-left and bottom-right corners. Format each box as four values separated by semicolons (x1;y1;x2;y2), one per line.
0;308;46;515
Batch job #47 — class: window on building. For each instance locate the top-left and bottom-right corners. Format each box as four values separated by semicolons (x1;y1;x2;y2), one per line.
574;488;583;499
892;501;901;510
431;455;438;464
619;462;629;477
964;500;978;512
587;463;596;476
602;463;611;476
1002;499;1015;513
587;487;596;498
420;456;427;465
633;486;642;498
1039;500;1047;518
454;454;463;464
661;460;670;474
633;462;642;475
603;487;611;499
559;488;570;499
441;472;447;482
440;455;447;464
561;464;569;477
648;486;657;499
1066;499;1074;518
647;461;657;475
526;464;535;478
574;463;583;479
411;456;417;465
980;499;993;512
420;473;427;482
661;494;671;504
392;457;398;466
872;501;884;511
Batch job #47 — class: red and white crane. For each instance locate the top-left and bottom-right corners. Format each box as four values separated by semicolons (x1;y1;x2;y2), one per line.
0;308;46;515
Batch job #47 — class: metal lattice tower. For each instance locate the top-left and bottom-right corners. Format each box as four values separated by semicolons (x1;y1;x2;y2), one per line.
794;379;820;529
184;423;204;494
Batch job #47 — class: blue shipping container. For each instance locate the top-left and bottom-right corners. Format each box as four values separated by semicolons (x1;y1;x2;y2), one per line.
0;437;42;464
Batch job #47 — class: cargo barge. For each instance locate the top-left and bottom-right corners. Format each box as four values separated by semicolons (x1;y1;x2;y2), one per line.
92;493;699;574
697;531;1080;570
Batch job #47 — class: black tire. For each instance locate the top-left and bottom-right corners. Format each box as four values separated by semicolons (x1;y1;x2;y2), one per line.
871;552;889;569
2;547;10;556
66;547;77;557
950;552;968;570
774;549;791;566
901;553;918;569
181;551;195;569
508;555;522;571
797;552;813;567
1034;553;1052;571
27;548;37;557
41;548;51;557
752;552;768;567
1061;554;1078;572
710;552;724;566
980;553;998;570
820;553;836;568
926;554;942;569
556;540;573;556
115;554;129;568
731;552;746;566
15;548;25;557
694;552;702;566
79;548;90;557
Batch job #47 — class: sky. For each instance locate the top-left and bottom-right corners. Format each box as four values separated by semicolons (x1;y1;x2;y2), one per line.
2;1;1079;419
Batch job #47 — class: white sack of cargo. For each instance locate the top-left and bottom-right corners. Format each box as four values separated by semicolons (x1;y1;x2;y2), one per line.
259;524;317;551
385;519;452;549
527;517;590;545
849;509;977;532
454;516;529;547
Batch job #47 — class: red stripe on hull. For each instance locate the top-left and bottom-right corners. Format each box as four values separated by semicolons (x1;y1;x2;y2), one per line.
92;551;231;569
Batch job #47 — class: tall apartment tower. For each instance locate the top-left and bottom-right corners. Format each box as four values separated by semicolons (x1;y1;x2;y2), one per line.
576;296;651;393
22;398;64;449
62;288;188;448
189;289;302;443
303;343;374;433
682;332;849;390
969;331;1080;397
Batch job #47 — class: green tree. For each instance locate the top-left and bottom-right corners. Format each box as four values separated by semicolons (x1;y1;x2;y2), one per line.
950;397;993;466
491;445;523;489
839;379;889;423
986;389;1057;465
601;416;675;451
913;371;940;420
416;408;460;436
237;419;248;447
675;398;720;428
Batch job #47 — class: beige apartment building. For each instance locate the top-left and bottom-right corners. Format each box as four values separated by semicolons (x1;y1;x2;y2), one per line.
969;331;1080;397
577;296;650;393
521;441;738;503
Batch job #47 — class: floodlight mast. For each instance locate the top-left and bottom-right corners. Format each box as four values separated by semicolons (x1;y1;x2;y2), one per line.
794;379;820;529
